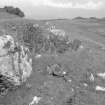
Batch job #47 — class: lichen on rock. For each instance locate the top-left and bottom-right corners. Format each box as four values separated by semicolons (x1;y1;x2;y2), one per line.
0;35;32;95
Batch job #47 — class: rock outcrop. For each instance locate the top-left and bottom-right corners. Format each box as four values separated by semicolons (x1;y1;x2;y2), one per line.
0;35;32;96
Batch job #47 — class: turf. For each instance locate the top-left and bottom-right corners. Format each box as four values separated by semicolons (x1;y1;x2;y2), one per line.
0;15;105;105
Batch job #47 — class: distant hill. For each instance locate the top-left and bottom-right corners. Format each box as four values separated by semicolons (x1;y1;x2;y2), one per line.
0;6;24;20
0;10;20;20
101;17;105;21
89;17;98;20
73;17;87;20
73;17;101;21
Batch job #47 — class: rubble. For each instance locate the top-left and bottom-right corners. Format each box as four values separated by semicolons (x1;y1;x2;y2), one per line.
46;64;67;77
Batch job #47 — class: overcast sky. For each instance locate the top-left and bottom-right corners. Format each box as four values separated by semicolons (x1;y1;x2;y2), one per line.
0;0;105;19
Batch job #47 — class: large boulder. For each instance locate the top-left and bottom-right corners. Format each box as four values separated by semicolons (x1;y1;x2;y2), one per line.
0;35;32;95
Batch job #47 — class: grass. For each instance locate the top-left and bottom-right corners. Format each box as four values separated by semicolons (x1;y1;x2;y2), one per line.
0;14;105;105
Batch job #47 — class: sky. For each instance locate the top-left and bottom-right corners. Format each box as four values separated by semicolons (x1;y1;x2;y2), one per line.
0;0;105;19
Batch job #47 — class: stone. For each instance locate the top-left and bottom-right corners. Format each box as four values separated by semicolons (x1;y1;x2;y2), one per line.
71;39;82;51
0;35;32;95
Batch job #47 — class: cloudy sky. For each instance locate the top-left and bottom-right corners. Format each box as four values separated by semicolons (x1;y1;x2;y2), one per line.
0;0;105;19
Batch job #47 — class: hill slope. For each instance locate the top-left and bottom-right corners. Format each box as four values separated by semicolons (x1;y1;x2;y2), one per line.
0;9;20;20
0;18;105;105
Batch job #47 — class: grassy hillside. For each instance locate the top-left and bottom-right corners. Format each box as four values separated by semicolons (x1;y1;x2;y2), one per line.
0;12;19;19
0;8;20;20
1;17;105;105
0;18;105;45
